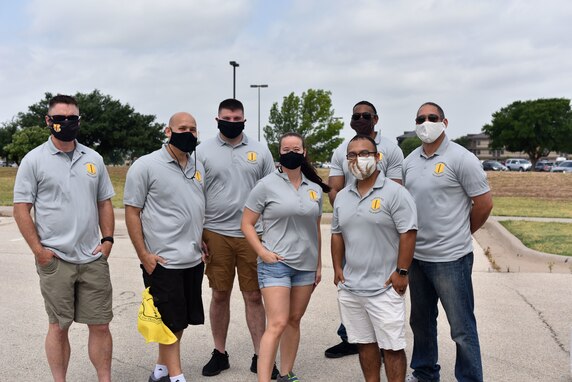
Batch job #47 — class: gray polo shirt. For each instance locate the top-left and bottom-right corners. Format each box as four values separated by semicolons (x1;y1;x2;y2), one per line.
245;170;323;271
124;146;205;269
13;137;115;264
329;131;404;184
403;136;490;262
196;134;274;237
332;174;417;296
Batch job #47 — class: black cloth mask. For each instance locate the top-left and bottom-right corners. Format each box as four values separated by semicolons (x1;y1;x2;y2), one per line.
169;131;198;153
279;151;305;169
350;118;374;135
50;119;79;142
218;119;244;139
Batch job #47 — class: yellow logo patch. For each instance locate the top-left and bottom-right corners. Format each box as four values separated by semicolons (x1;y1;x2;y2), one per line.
308;189;319;201
247;151;257;163
86;163;97;176
53;123;61;132
370;198;382;213
194;170;202;182
434;162;446;175
377;152;383;161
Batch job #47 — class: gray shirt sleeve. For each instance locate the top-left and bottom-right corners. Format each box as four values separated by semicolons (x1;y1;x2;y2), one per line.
97;159;115;201
261;148;275;177
457;153;491;197
13;155;37;204
329;145;345;177
389;186;418;233
384;145;404;180
244;180;267;214
123;160;149;208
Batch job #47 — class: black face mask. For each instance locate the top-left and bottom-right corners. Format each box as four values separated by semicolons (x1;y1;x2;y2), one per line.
279;151;305;170
49;119;80;142
218;119;244;139
350;118;374;135
169;131;198;153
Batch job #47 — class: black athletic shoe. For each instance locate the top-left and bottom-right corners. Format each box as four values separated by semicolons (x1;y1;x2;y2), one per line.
202;349;230;376
324;340;359;358
250;354;279;380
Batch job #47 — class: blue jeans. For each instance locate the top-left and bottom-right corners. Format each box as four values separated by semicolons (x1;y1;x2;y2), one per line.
409;253;483;382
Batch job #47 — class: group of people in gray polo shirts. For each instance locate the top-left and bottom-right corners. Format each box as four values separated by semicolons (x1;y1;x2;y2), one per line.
13;94;492;382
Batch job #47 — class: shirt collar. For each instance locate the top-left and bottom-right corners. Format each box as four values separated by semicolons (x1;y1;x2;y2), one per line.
420;135;450;159
46;136;85;155
160;144;190;163
348;171;386;197
274;168;309;185
216;132;248;147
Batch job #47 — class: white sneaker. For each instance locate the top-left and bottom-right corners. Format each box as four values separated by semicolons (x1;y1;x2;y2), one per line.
405;375;419;382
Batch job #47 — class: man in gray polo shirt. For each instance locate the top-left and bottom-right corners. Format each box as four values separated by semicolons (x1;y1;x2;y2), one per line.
13;94;115;382
332;134;417;381
124;112;205;382
403;102;493;382
196;98;276;378
326;100;404;358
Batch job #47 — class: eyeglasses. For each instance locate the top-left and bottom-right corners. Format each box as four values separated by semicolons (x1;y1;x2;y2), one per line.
415;114;440;124
48;115;81;123
346;151;377;160
351;112;376;121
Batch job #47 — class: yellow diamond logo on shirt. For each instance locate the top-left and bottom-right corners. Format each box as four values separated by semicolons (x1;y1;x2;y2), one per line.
308;189;318;201
86;163;97;176
195;170;202;182
247;151;257;163
434;162;446;174
370;198;382;212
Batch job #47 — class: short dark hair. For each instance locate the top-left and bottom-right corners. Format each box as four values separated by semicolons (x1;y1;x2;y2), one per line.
353;100;377;115
417;102;445;119
218;98;244;113
348;134;377;152
48;94;78;111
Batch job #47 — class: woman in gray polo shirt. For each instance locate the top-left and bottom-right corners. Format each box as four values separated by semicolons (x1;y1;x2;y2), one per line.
242;132;330;382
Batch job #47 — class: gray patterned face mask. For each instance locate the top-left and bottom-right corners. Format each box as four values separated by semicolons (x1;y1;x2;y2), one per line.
349;157;376;180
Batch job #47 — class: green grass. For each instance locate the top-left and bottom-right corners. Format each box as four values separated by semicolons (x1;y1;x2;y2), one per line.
492;196;572;218
499;220;572;257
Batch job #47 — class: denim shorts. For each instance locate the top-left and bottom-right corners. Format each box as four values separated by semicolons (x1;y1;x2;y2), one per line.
257;261;315;289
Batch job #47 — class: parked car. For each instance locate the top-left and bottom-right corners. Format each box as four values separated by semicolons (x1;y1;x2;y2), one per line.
550;160;572;173
505;158;532;172
482;160;508;171
534;160;555;172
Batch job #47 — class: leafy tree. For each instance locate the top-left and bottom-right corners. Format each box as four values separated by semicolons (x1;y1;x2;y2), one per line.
4;127;50;164
483;98;572;167
0;120;18;160
14;90;164;164
263;89;344;163
400;136;422;158
453;135;470;149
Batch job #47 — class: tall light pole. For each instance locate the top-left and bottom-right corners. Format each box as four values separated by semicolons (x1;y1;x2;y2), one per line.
229;61;239;98
250;84;269;141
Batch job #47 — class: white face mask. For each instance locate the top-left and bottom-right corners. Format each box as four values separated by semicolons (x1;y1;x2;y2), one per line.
415;121;445;143
349;156;377;180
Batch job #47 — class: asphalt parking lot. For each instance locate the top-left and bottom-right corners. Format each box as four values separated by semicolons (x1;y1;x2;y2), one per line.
1;213;571;381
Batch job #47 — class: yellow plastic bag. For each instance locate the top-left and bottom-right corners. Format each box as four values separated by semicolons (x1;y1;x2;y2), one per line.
137;287;177;344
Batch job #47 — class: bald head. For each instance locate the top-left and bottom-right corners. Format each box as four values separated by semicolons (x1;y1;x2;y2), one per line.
166;112;197;137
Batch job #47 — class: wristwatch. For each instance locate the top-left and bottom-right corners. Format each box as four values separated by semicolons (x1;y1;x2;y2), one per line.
396;267;409;276
101;236;114;244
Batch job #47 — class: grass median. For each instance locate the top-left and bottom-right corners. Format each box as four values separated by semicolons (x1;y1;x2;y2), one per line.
3;166;572;256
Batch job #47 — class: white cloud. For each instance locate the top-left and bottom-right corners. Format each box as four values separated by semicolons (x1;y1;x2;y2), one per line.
0;0;571;147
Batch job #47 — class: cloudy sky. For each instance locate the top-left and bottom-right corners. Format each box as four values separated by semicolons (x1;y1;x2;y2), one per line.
1;0;571;144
